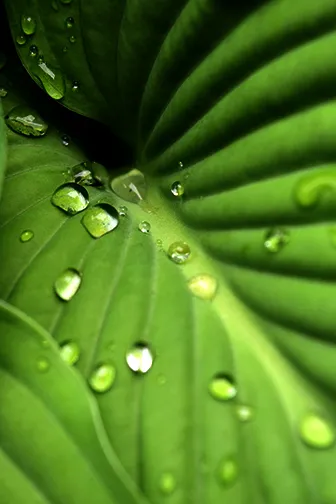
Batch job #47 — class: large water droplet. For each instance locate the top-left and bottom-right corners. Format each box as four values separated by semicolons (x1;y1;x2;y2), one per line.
159;473;176;495
236;404;253;422
5;106;48;137
209;373;237;402
126;343;153;374
71;162;95;185
34;60;65;100
51;183;89;215
188;274;217;300
300;413;335;449
81;204;119;238
89;363;116;393
54;268;81;301
65;16;74;28
20;229;34;242
60;341;80;365
29;45;38;57
264;228;289;253
37;357;50;372
16;34;27;46
167;241;191;264
217;458;238;486
21;15;37;35
138;221;151;233
171;181;184;197
295;170;336;209
111;169;146;203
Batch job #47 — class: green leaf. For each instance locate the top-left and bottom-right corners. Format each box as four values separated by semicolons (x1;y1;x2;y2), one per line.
0;299;148;504
0;101;7;198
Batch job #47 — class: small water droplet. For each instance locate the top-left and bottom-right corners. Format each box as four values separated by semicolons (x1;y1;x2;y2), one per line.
159;473;176;495
62;46;68;53
217;458;238;486
209;373;237;402
167;241;191;264
264;228;289;253
89;363;116;393
126;342;153;374
111;169;146;203
69;35;76;43
139;221;151;233
61;134;70;146
20;229;34;242
188;274;217;300
72;80;79;92
178;161;184;169
51;0;59;11
171;181;184;197
5;106;48;137
54;268;81;301
16;34;27;46
40;338;50;348
29;44;38;57
60;340;80;365
0;88;8;98
51;183;89;215
300;413;335;449
82;204;119;238
158;374;167;385
65;16;74;28
21;15;37;35
34;60;65;100
119;205;128;216
37;357;50;372
236;404;253;422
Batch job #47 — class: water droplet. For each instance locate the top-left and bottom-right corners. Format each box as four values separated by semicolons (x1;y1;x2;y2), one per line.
126;343;153;374
34;60;65;100
37;357;50;372
20;229;34;242
159;473;176;495
69;35;76;43
158;374;167;385
111;169;146;203
264;228;289;253
60;341;80;365
16;34;27;46
72;80;79;92
40;338;50;349
71;162;97;186
171;181;184;197
300;413;335;449
21;15;36;35
178;161;184;169
82;204;119;238
209;373;237;402
5;106;48;137
61;134;70;146
60;0;73;3
51;183;89;215
236;404;253;422
294;170;336;209
167;241;191;264
54;268;81;301
51;0;59;11
89;363;116;393
65;16;74;28
217;458;238;486
62;46;68;53
188;274;217;300
29;45;38;57
91;162;108;185
0;88;8;98
139;221;151;233
119;206;128;216
0;51;6;70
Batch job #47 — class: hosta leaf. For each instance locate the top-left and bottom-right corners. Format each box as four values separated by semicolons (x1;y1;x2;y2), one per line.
0;102;7;198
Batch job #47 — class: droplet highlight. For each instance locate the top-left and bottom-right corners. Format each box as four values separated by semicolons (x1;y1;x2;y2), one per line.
217;458;239;486
54;268;81;301
72;81;79;92
126;343;153;374
60;341;80;365
20;230;34;242
300;413;335;449
5;106;48;137
111;169;146;203
139;221;151;233
171;181;184;197
264;228;289;254
21;15;37;35
188;274;217;300
37;357;50;372
167;241;191;264
159;473;176;495
61;134;70;146
51;183;89;215
82;204;119;238
209;373;237;402
89;364;116;393
236;404;253;422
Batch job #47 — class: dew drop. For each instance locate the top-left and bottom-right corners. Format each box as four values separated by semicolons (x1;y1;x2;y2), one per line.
5;105;48;137
167;241;191;264
62;46;68;53
29;44;38;57
89;363;116;393
209;373;237;402
60;340;80;365
159;473;176;495
61;134;70;146
217;458;238;486
51;183;89;215
54;268;81;301
236;404;253;422
37;357;50;372
71;161;100;186
264;228;289;253
16;34;27;46
139;221;151;233
69;35;76;43
82;204;119;238
178;161;184;169
188;274;217;300
171;181;184;197
21;15;37;35
0;88;8;98
300;413;335;449
40;338;50;349
72;80;79;92
34;60;65;100
119;205;128;217
111;169;146;203
20;229;34;242
65;16;74;28
126;342;153;374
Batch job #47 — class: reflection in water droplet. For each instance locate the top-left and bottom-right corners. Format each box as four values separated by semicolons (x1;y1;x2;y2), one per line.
34;60;65;100
171;181;184;197
5;106;48;137
126;343;153;374
139;221;151;233
0;88;8;98
300;413;335;449
51;183;89;215
61;134;70;146
21;15;37;35
60;341;80;365
69;35;76;43
54;268;81;301
167;241;191;264
89;364;116;393
217;458;238;486
119;206;128;217
159;473;176;495
37;357;50;372
209;373;237;402
29;45;38;57
295;170;336;209
72;163;93;185
16;34;27;46
72;81;79;92
111;169;146;203
65;16;74;28
20;230;34;242
82;204;119;238
188;274;217;300
264;228;289;253
236;404;253;422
